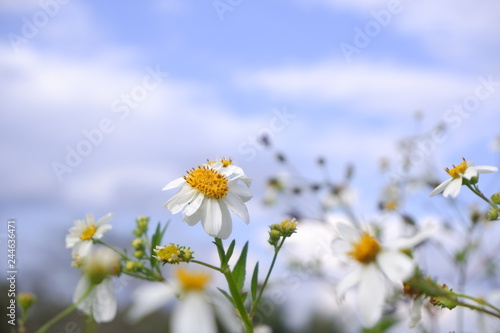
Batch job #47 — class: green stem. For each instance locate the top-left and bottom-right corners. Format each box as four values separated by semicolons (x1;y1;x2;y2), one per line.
466;184;497;210
456;300;500;319
191;260;222;272
214;238;253;333
94;240;128;259
455;293;500;314
250;237;285;318
36;284;94;333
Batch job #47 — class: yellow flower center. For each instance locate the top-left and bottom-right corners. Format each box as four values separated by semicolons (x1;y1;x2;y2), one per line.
184;166;229;200
446;160;467;179
80;224;96;241
348;233;381;264
176;268;211;291
155;244;181;263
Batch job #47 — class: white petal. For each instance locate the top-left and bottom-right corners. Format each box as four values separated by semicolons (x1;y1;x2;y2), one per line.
183;204;203;226
172;293;217;333
336;265;362;302
217;202;233;240
92;278;116;323
443;178;462;198
66;235;80;248
228;182;253;202
127;282;176;323
331;239;352;262
335;222;360;243
358;264;385;327
85;214;96;225
462;167;478;180
183;192;204;216
429;178;452;197
408;296;424;328
162;177;186;191
94;224;112;239
211;293;243;333
386;222;438;250
474;165;498;174
376;250;415;284
75;240;93;257
73;277;92;315
223;192;249;224
164;187;197;214
201;199;223;237
96;213;113;225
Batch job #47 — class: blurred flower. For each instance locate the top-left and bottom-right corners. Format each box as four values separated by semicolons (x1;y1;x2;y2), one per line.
322;185;357;211
429;159;497;198
331;222;432;327
491;135;500;152
66;213;113;257
73;248;120;323
127;267;241;333
163;158;252;239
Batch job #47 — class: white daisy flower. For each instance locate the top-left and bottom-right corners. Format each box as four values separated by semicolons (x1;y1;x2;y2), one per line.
66;213;113;257
429;158;497;198
73;248;120;323
163;158;252;239
127;267;242;333
332;222;432;327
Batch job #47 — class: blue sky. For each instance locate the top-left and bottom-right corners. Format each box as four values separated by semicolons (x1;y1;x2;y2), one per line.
1;0;500;325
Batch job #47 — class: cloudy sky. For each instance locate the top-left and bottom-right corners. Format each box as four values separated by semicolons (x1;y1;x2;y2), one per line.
1;0;500;326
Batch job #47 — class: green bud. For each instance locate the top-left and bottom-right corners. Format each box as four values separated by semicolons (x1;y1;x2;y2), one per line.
125;261;136;271
491;193;500;205
469;176;479;185
488;208;499;221
133;228;143;237
136;216;149;229
18;292;37;312
133;250;144;259
132;238;144;249
135;262;144;269
268;229;281;246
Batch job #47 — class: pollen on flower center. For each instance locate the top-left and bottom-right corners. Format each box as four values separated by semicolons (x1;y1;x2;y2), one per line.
184;166;229;200
445;160;468;179
155;244;180;263
176;268;210;291
80;224;96;241
348;233;381;264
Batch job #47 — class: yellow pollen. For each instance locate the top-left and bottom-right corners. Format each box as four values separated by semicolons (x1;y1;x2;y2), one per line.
155;244;180;263
80;224;96;241
184;167;229;200
175;268;211;291
348;233;381;264
446;160;468;179
221;158;232;167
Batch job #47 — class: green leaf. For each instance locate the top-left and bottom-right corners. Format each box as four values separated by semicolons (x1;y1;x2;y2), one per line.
241;292;248;304
232;242;249;293
150;221;169;268
213;238;226;265
217;288;234;306
251;262;259;302
225;240;236;265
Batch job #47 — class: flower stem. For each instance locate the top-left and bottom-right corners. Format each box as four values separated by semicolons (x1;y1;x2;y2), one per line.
250;237;285;318
214;238;253;333
455;293;500;314
466;184;497;210
36;284;94;333
191;259;222;272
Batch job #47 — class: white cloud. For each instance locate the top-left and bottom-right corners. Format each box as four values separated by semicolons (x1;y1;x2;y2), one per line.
239;60;475;114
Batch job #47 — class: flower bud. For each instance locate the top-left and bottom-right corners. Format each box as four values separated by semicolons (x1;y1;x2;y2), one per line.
488;208;499;221
18;292;36;312
133;250;144;259
491;193;500;205
131;238;144;250
125;260;136;271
